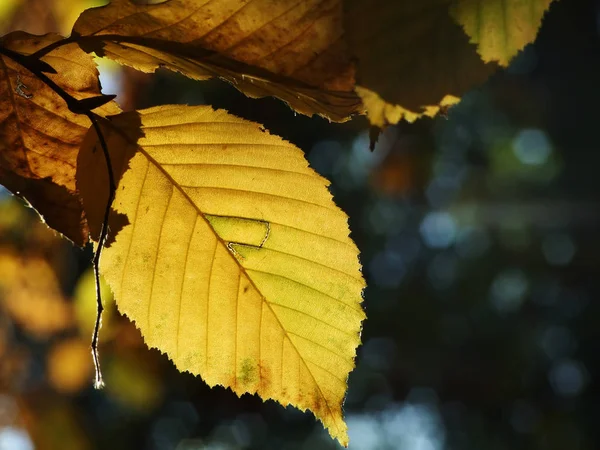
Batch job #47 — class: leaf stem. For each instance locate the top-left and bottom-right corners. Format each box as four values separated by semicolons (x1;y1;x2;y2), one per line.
0;42;116;389
88;112;115;389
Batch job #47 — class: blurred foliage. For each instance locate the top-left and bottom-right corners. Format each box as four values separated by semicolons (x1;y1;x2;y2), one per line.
1;0;600;449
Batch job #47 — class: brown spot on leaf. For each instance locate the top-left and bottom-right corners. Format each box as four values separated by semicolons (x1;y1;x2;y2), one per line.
238;358;255;386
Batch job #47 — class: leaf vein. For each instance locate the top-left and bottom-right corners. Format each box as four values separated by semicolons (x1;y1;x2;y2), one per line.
247;268;362;315
176;215;197;359
180;185;339;212
287;331;353;368
269;302;355;338
147;185;173;334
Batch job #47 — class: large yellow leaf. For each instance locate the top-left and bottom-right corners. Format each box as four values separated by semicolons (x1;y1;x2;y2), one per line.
450;0;555;65
72;0;361;122
77;105;365;446
0;31;119;244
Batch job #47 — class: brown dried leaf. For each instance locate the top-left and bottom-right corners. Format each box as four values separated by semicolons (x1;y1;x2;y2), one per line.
72;0;362;122
0;31;120;245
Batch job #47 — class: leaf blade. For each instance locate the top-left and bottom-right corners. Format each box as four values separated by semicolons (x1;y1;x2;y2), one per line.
77;105;365;446
72;0;361;122
450;0;555;65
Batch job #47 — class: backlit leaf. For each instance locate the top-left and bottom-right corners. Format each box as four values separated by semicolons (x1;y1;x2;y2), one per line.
72;0;361;122
356;86;461;129
77;105;365;446
450;0;555;65
0;31;120;244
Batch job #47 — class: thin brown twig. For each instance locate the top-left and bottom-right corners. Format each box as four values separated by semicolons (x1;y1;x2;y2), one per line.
0;42;116;389
30;35;76;59
87;112;115;389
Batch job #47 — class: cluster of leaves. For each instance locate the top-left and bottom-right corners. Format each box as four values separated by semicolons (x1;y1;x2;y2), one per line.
0;0;554;445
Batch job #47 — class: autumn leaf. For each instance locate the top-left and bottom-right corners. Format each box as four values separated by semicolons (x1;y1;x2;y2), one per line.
77;105;365;446
450;0;555;65
0;31;120;244
72;0;361;122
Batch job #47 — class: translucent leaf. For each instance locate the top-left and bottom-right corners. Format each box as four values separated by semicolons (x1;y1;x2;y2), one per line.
77;105;365;446
450;0;555;65
72;0;361;122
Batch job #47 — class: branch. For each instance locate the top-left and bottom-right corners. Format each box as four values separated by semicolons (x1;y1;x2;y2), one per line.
88;112;115;389
0;41;116;389
0;45;115;114
30;35;76;59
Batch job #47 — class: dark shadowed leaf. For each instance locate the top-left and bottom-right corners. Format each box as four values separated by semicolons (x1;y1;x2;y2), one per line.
0;31;120;244
344;0;498;127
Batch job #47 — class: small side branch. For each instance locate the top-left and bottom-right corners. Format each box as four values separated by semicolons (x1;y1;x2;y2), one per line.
0;42;118;390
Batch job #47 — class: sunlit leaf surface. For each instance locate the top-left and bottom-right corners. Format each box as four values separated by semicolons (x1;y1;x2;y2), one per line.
72;0;361;122
77;105;365;445
450;0;555;65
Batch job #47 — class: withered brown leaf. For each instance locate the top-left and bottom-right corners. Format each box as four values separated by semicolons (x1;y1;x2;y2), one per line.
0;31;120;245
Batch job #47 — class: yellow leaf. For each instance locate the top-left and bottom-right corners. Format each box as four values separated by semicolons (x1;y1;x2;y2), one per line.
345;0;497;127
77;105;365;446
72;0;361;122
357;86;461;128
450;0;555;65
0;31;120;244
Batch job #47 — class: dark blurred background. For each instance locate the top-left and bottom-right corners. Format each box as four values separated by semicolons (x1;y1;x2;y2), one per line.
1;0;599;449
